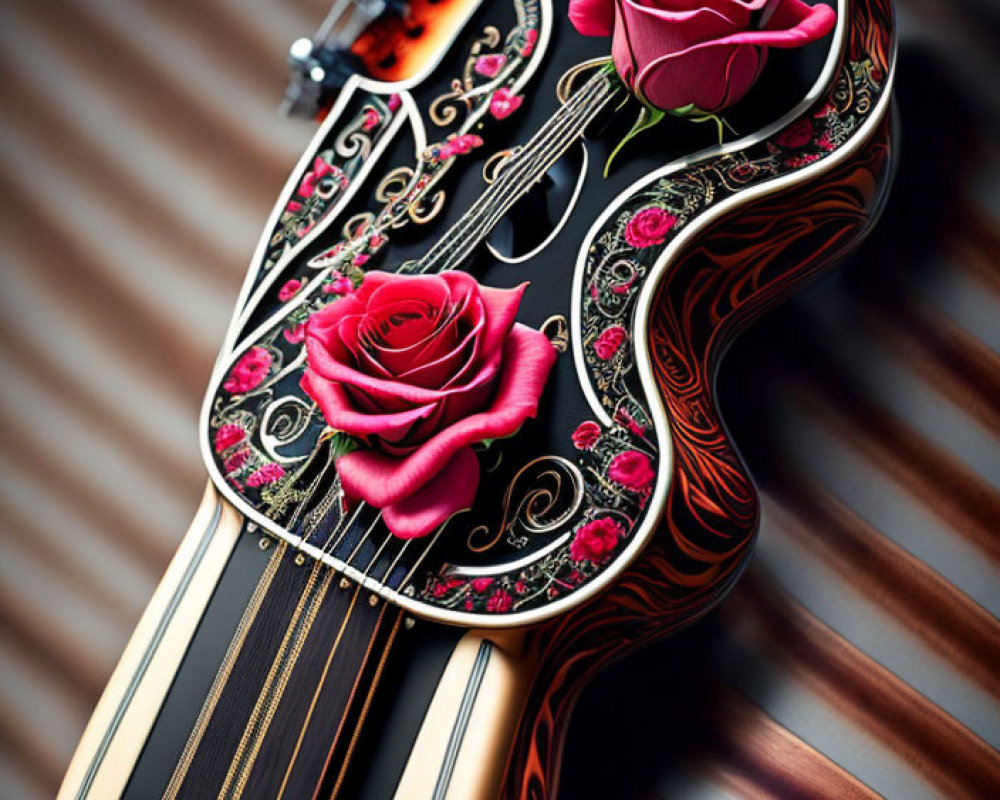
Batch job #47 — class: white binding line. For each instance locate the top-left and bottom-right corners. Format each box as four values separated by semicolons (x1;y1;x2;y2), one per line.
202;0;895;629
215;0;553;366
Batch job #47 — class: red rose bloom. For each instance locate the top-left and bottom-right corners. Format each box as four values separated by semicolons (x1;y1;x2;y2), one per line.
624;207;677;248
608;450;655;492
214;423;246;452
571;420;602;450
224;346;273;394
489;87;523;120
570;517;623;564
278;279;302;302
474;54;507;78
471;577;495;593
223;448;250;474
301;271;557;539
593;325;628;360
246;462;285;487
486;589;513;613
569;0;836;114
776;118;814;148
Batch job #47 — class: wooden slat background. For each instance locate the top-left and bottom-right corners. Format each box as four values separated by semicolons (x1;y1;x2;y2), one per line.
0;1;996;798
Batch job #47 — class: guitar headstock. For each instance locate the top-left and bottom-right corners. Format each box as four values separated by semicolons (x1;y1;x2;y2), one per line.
202;0;894;628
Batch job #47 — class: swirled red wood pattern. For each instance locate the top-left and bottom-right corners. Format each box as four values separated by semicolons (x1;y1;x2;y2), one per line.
502;107;894;800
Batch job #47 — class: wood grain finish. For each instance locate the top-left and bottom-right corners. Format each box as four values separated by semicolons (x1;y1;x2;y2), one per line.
1;1;998;799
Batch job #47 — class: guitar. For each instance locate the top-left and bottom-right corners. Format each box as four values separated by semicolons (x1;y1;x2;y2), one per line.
59;0;895;798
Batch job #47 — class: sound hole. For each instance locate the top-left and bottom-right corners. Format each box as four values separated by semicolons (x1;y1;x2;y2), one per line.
487;142;587;262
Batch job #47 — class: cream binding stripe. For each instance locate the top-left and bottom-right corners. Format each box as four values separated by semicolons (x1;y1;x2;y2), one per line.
393;631;536;800
57;485;244;800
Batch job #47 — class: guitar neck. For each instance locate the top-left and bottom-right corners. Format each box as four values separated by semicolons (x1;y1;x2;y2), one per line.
60;489;537;800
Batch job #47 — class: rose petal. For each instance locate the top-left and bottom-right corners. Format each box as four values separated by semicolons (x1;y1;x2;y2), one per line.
380;446;480;538
300;371;436;438
304;277;529;409
336;324;556;507
568;0;616;36
612;0;832;110
635;40;764;112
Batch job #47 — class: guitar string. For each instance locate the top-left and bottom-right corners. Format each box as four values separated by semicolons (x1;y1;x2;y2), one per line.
415;72;609;272
431;77;617;273
301;70;618;600
189;19;606;789
416;71;614;273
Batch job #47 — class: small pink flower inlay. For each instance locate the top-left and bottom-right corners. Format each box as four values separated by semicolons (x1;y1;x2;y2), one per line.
521;29;538;56
362;107;381;132
474;54;507;78
278;278;302;302
224;346;273;394
776;119;814;149
283;323;306;344
570;517;622;564
571;420;601;450
214;423;246;453
593;325;627;360
489;87;523;120
322;271;355;296
223;448;249;473
440;134;484;159
624;207;676;248
608;450;655;493
486;589;513;613
246;462;286;487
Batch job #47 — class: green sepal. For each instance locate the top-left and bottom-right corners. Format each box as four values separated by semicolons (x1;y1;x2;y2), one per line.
668;104;738;145
604;103;666;177
320;429;362;460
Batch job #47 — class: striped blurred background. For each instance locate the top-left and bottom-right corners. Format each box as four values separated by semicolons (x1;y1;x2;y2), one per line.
0;1;997;799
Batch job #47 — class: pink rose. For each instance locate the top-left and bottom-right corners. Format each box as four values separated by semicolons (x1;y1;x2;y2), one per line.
624;207;677;248
471;577;494;593
214;423;246;452
323;271;355;296
569;0;836;113
776;118;814;148
283;323;306;344
593;325;627;360
388;93;401;111
608;450;655;492
278;278;302;302
486;589;513;613
224;346;273;394
489;87;523;120
301;271;558;539
570;517;623;564
362;107;381;131
521;29;538;56
246;462;285;487
571;420;602;450
223;448;250;473
474;54;507;78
